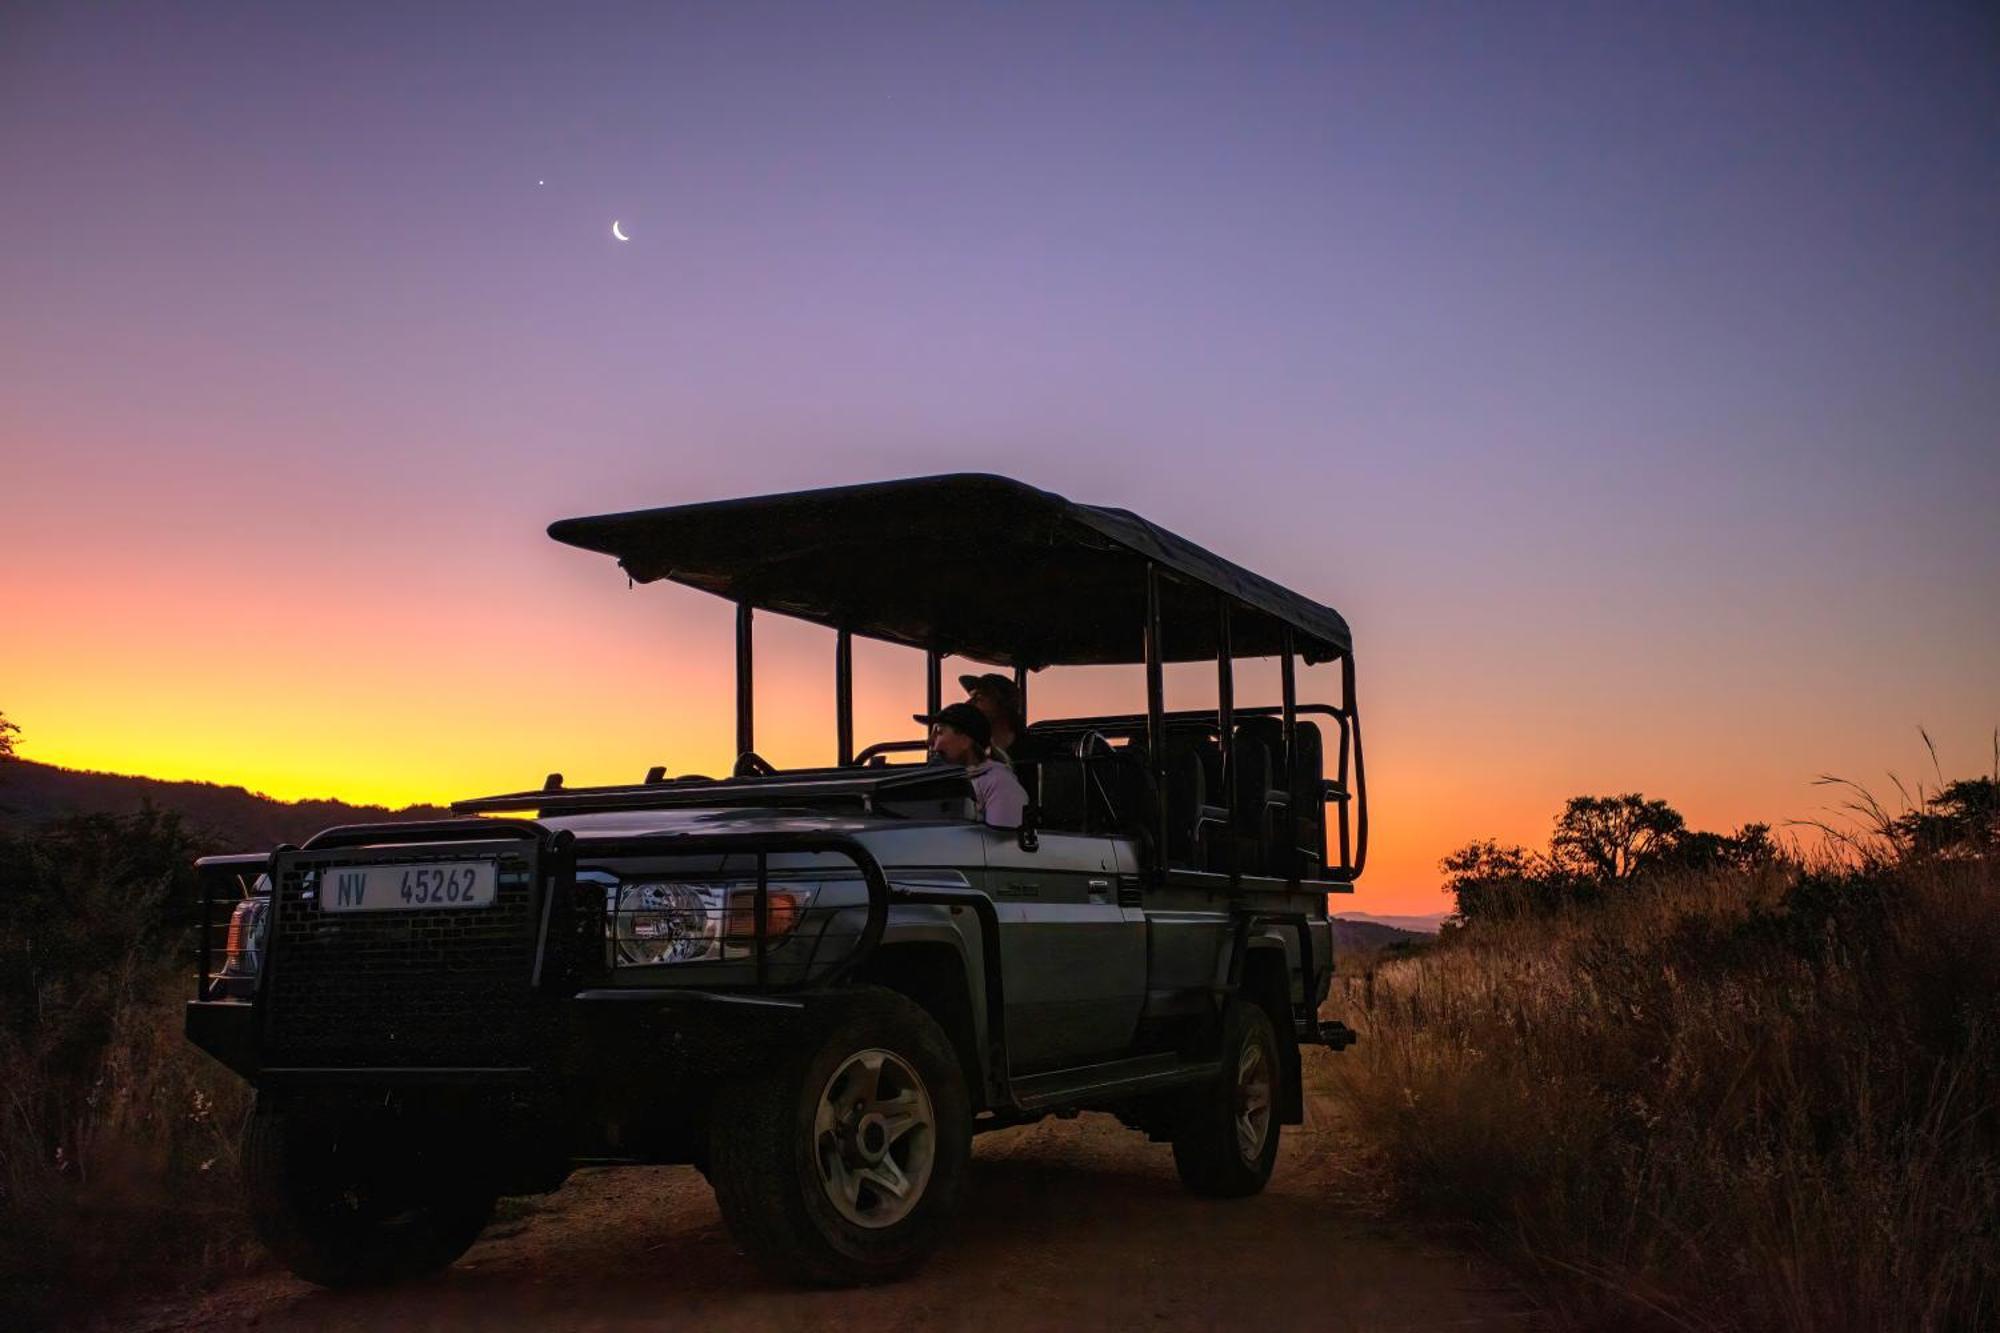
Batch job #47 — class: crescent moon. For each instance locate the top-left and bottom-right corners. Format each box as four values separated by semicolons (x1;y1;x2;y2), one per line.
611;220;629;241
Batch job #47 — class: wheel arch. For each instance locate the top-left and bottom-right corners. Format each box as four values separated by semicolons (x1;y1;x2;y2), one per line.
854;939;987;1111
1239;942;1304;1124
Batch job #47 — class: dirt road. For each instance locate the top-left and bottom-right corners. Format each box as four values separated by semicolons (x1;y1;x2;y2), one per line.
120;1053;1531;1331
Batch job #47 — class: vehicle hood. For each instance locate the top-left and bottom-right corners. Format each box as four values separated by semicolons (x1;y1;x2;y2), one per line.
536;805;893;844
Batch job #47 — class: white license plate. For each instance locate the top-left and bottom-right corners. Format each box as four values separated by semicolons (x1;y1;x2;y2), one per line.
318;861;499;913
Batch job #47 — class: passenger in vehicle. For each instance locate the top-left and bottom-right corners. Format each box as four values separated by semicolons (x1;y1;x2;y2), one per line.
959;672;1048;767
923;701;1029;828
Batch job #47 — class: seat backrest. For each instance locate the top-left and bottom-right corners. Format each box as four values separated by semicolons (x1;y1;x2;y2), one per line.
1081;751;1129;832
1292;721;1327;869
1236;718;1288;788
1161;737;1209;865
1012;759;1040;807
1228;727;1274;832
1036;757;1088;833
1109;750;1156;833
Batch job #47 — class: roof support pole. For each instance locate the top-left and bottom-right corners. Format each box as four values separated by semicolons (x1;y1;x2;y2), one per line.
1217;600;1237;889
925;650;942;718
1144;564;1168;881
1012;665;1028;724
1344;652;1368;877
735;603;754;759
1281;627;1300;887
835;629;854;767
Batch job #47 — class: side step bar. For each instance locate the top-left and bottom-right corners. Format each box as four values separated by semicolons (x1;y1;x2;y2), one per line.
1010;1052;1222;1112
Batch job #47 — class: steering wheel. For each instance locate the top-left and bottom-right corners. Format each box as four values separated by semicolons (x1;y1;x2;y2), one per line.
1072;731;1116;761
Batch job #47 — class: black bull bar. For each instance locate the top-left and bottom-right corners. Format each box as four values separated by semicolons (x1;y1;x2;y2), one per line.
187;819;905;1083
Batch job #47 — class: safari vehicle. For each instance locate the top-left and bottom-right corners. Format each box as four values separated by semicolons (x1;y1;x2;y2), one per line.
186;474;1367;1286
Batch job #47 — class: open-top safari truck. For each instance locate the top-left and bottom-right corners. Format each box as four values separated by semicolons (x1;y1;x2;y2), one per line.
186;473;1367;1286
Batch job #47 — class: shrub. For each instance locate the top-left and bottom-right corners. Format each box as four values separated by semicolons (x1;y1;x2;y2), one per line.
0;810;257;1329
1331;857;1999;1331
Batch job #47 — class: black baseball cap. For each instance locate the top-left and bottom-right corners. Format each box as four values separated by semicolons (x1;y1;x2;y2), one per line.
915;701;991;749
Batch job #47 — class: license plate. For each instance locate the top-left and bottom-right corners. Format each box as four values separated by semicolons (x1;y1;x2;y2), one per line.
318;861;499;913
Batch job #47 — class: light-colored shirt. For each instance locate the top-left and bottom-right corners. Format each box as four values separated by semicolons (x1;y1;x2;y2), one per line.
968;758;1029;829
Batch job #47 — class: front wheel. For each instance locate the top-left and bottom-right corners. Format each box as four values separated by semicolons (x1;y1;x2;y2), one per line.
708;987;971;1284
1171;998;1283;1197
242;1099;495;1288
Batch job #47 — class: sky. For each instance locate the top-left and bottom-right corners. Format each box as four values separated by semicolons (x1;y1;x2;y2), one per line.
2;1;1995;914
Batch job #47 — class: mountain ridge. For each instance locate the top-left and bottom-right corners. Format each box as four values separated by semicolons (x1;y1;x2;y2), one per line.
0;758;449;852
1334;909;1448;935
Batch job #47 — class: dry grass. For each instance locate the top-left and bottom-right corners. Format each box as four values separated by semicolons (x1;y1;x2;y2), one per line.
0;962;258;1329
0;806;264;1327
1329;859;2000;1331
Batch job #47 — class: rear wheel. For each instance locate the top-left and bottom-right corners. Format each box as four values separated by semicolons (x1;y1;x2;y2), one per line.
242;1098;495;1288
708;987;971;1284
1171;998;1282;1197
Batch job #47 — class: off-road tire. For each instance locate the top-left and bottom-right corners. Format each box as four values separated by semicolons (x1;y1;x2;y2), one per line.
708;986;971;1285
242;1099;495;1288
1171;998;1283;1198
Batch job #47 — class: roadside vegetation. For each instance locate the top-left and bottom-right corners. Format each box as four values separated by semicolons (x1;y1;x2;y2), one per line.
0;713;443;1327
0;801;257;1327
1331;749;2000;1331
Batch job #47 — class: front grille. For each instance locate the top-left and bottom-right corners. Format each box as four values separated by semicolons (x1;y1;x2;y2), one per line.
261;844;547;1067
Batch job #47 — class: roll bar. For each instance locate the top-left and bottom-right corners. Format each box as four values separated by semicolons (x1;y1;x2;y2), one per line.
725;564;1365;884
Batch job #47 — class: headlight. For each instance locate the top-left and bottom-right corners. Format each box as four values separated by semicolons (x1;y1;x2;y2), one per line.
610;880;823;966
614;883;719;964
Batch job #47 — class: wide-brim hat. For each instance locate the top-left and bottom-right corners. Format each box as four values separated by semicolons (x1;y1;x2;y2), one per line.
958;672;1022;718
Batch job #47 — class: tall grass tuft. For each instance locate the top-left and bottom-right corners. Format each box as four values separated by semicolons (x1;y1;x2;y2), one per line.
1331;856;1999;1331
0;810;258;1329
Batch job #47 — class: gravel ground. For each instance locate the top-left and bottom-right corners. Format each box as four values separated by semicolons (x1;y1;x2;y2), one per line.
112;1051;1535;1332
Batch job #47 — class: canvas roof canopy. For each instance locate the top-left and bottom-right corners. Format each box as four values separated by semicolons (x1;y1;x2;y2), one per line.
547;474;1351;668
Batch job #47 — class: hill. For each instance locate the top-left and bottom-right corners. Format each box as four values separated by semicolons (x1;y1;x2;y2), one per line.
0;759;449;852
1335;910;1447;935
1331;916;1431;955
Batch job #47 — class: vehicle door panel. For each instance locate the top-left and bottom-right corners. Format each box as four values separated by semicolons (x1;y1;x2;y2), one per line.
1115;842;1232;1019
983;829;1145;1072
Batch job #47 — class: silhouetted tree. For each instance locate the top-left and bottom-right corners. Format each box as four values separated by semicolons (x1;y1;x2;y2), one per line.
1440;839;1546;920
1662;822;1780;874
1548;794;1686;881
1446;795;1791;923
0;708;19;762
1892;777;1999;861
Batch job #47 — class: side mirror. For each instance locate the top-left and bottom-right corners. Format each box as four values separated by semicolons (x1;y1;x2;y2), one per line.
1017;803;1042;853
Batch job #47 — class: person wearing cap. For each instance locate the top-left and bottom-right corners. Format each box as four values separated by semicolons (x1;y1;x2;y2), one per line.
921;701;1029;829
958;672;1046;769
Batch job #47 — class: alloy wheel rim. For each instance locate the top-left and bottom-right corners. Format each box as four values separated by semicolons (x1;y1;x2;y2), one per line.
812;1047;936;1228
1234;1038;1273;1162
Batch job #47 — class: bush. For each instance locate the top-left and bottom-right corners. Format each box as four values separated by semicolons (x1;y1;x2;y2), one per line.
1330;858;2000;1331
0;809;257;1329
1440;795;1780;925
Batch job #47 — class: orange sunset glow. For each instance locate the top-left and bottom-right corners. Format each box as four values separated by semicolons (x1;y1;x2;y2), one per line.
6;501;1992;917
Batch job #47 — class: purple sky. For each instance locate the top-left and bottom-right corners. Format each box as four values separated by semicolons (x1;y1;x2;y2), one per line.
3;2;1996;909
